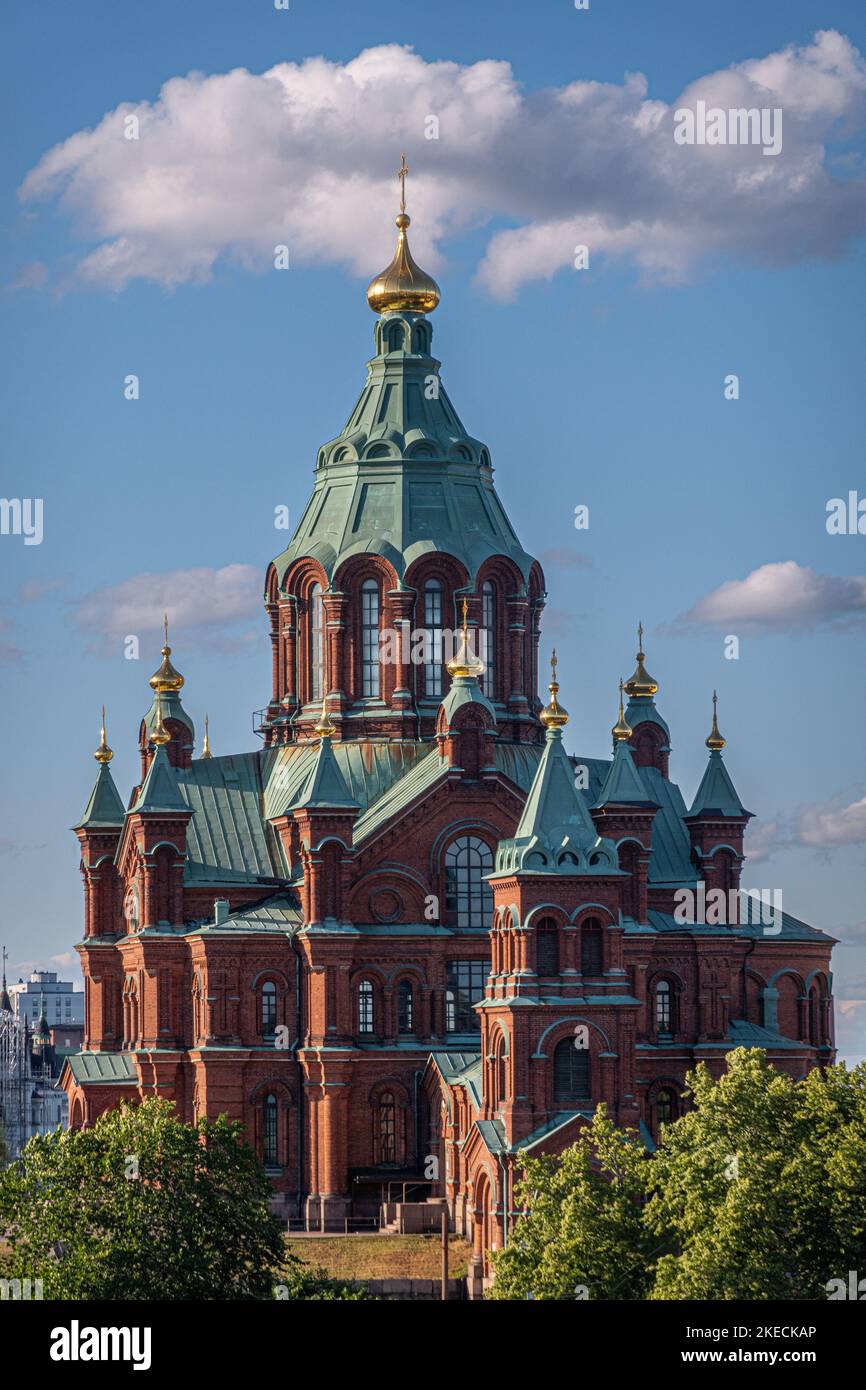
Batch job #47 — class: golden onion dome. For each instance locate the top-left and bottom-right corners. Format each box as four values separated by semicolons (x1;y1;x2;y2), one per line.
623;622;658;699
539;650;569;729
706;691;726;751
150;694;171;747
447;597;485;680
612;680;632;742
94;705;114;764
366;155;440;315
315;693;336;740
149;614;184;693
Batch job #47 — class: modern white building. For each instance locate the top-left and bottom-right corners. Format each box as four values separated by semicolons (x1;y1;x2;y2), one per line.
8;971;83;1028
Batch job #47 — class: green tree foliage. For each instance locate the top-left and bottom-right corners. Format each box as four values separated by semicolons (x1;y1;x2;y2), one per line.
489;1106;664;1300
648;1049;866;1299
0;1097;355;1300
488;1051;866;1301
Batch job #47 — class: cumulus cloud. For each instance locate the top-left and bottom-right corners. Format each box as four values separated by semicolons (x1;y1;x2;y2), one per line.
747;796;866;862
17;32;866;295
680;560;866;631
73;563;261;638
538;547;593;571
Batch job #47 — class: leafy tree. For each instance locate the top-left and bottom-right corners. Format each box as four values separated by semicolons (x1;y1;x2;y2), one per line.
647;1049;866;1299
489;1106;666;1300
0;1097;307;1300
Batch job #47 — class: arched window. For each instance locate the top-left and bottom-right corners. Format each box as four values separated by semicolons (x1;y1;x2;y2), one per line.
580;917;603;976
480;581;496;698
358;979;375;1035
361;579;380;698
495;1036;507;1106
656;1088;674;1130
656;980;672;1034
260;980;277;1037
309;583;325;703
397;980;414;1034
423;579;444;698
445;836;494;928
553;1038;591;1105
536;918;559;976
375;1090;397;1164
263;1093;279;1166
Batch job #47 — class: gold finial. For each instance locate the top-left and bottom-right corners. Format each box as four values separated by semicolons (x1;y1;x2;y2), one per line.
150;692;171;746
446;595;484;679
314;692;336;740
95;704;114;763
706;690;726;751
366;154;441;315
623;621;658;699
612;679;632;742
398;152;409;215
149;614;184;693
540;648;569;729
202;713;213;759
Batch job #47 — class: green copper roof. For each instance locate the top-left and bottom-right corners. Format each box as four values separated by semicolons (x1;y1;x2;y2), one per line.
270;311;536;588
75;762;126;829
594;739;659;809
437;673;496;727
686;749;752;819
133;745;189;814
290;737;359;813
495;726;618;875
142;689;195;744
180;752;287;885
67;1052;137;1085
624;694;670;741
264;739;428;823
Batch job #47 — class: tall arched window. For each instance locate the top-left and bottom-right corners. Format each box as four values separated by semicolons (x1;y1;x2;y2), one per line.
375;1090;397;1164
445;836;494;928
553;1038;591;1105
536;918;559;976
263;1093;279;1166
358;979;374;1035
656;1088;674;1129
361;579;380;697
656;979;672;1034
423;579;444;698
310;583;325;703
260;980;277;1038
397;980;414;1034
580;917;603;976
480;581;496;698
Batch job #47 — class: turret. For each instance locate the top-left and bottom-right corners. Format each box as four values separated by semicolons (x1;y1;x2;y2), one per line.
73;708;126;938
684;693;752;896
138;616;195;775
287;698;359;927
623;623;671;776
591;682;659;923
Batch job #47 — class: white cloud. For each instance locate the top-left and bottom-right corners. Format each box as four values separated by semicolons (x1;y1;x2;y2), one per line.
17;33;866;295
798;796;866;848
73;563;261;637
680;560;866;631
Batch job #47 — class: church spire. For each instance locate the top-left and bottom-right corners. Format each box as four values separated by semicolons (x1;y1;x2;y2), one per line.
140;619;195;770
447;597;485;681
624;622;658;699
706;690;725;751
366;154;441;315
612;678;632;742
0;946;11;1015
95;704;113;764
540;650;569;729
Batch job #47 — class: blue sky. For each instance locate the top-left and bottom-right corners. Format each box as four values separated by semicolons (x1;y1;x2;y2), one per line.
1;0;864;1060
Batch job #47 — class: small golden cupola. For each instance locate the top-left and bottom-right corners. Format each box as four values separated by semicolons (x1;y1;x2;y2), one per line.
624;622;659;699
447;597;485;681
366;154;441;315
539;650;569;730
95;704;114;764
612;679;632;742
149;614;185;694
706;691;726;751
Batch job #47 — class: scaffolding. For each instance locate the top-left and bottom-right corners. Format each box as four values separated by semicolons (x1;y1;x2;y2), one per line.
0;1007;31;1161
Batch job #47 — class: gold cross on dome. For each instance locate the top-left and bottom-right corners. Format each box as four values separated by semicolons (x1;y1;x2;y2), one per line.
398;153;409;213
551;648;558;682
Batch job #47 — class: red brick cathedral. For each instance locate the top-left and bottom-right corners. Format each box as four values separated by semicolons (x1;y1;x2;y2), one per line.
64;180;835;1270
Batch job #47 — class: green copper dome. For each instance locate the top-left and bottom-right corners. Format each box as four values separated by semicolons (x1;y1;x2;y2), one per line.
271;310;536;589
